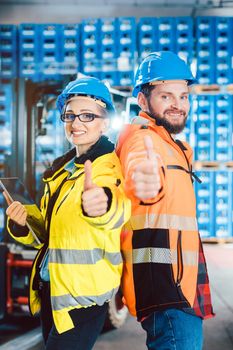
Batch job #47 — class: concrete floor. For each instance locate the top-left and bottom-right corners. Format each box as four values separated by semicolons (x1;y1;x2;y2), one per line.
1;243;233;350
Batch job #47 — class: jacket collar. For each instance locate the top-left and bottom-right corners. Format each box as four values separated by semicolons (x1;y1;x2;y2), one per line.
43;136;114;181
137;111;190;157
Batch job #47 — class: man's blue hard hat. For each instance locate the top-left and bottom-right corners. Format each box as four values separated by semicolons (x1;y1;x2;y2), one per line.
56;77;115;113
132;51;197;97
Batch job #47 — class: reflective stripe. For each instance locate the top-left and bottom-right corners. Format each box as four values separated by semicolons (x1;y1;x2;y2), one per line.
112;203;125;229
49;248;122;265
132;116;149;125
129;247;198;266
51;287;118;311
131;213;198;231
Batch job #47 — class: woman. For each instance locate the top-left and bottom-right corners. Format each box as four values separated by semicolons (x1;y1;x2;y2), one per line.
4;77;131;350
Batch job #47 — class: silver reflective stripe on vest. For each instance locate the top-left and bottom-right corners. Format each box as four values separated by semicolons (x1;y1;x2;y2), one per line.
131;248;198;266
49;248;122;265
131;213;198;231
51;286;118;311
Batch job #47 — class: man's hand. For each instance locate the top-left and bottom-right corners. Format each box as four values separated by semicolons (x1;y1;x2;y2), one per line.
82;160;109;217
132;136;161;200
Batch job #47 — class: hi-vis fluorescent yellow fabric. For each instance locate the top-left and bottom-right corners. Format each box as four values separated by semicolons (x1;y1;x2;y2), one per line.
8;142;131;334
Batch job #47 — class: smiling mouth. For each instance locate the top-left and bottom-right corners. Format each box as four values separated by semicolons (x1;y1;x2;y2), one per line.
72;131;86;136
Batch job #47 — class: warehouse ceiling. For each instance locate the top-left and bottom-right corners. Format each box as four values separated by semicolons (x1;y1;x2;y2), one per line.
0;0;233;7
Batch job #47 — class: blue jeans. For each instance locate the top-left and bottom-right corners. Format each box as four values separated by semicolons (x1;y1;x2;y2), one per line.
141;309;203;350
45;304;108;350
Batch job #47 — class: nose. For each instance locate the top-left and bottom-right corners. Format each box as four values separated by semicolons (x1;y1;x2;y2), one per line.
71;115;83;126
170;96;181;109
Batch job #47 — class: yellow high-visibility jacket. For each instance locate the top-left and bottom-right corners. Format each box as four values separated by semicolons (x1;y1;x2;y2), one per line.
7;136;131;333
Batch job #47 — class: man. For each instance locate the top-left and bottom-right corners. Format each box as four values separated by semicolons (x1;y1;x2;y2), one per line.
116;51;214;350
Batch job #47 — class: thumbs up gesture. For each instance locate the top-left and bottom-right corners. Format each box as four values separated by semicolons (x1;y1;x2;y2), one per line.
132;135;161;200
82;160;109;217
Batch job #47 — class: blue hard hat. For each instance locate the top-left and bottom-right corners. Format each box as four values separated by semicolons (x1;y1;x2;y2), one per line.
132;51;197;97
56;77;115;113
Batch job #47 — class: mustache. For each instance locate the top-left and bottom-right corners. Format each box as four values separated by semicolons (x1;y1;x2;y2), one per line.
164;109;186;116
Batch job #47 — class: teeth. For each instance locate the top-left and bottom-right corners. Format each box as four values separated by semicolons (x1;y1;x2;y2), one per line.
73;131;86;135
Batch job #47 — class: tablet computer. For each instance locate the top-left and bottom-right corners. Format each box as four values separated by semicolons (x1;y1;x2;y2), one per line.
0;177;46;245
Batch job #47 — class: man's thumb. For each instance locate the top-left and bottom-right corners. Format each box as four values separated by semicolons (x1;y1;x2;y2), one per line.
84;160;94;190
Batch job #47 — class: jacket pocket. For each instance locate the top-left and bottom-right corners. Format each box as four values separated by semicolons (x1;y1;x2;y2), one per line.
175;230;190;306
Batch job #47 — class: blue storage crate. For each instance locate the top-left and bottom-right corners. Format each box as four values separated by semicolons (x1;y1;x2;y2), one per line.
215;17;233;84
175;17;194;64
214;171;233;238
99;44;117;60
138;18;157;60
178;95;195;145
195;17;215;84
101;59;117;72
0;24;17;78
117;70;134;87
100;71;118;86
117;17;136;60
214;95;233;161
19;24;40;80
39;24;61;80
157;17;175;52
194;96;215;161
195;171;215;238
82;59;100;75
59;24;80;75
82;18;100;35
0;83;12;124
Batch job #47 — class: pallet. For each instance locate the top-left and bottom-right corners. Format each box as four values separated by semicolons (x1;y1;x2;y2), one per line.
202;237;233;244
190;84;233;95
193;161;233;171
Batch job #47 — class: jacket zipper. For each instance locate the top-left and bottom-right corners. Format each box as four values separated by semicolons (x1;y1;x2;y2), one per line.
176;230;184;287
54;171;84;215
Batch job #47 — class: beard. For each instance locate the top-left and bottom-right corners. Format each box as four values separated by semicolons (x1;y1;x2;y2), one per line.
147;101;188;134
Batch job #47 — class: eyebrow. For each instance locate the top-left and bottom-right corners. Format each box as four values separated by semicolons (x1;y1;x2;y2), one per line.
65;108;93;113
158;91;189;95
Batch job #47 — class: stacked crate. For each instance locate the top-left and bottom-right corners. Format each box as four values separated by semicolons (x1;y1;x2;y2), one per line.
175;17;194;64
0;24;17;78
39;24;61;80
19;24;40;81
215;17;233;85
59;24;80;76
157;17;175;52
195;171;215;239
214;171;233;239
99;18;118;86
0;83;13;240
81;18;100;79
194;95;215;161
214;95;232;161
19;24;80;80
195;17;215;84
116;17;136;86
138;18;157;61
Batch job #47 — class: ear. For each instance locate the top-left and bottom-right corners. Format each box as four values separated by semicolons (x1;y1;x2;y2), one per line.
137;92;148;111
101;118;110;133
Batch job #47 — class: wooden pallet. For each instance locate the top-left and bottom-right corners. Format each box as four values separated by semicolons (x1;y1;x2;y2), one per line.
202;237;233;244
190;84;233;95
193;161;233;171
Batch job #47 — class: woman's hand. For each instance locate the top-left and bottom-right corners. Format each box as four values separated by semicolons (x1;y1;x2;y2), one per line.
82;160;108;217
3;193;27;226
